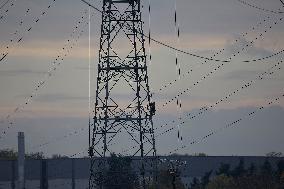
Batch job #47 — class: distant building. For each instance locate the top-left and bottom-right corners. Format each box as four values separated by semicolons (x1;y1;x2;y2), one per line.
0;156;283;189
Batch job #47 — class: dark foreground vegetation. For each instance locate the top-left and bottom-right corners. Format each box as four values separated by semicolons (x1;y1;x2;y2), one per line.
190;159;284;189
94;154;284;189
1;149;284;188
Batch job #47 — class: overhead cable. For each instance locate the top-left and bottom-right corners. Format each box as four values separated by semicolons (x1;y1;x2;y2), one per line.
0;0;57;63
0;10;92;139
80;0;284;65
0;0;10;10
236;0;284;14
161;17;283;107
0;0;16;20
167;91;284;155
123;59;283;154
155;15;272;93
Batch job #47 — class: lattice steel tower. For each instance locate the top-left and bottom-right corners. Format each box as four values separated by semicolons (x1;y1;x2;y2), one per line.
89;0;157;188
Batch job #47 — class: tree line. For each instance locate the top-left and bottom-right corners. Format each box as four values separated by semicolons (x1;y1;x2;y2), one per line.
2;149;284;188
189;158;284;189
0;149;68;159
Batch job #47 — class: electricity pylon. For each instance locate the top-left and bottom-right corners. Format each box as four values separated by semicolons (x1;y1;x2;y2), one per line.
88;0;157;188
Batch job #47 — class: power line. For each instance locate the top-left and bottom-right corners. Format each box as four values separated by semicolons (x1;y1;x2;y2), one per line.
29;57;283;158
155;15;273;93
31;124;92;150
28;57;284;157
0;10;92;139
0;0;57;63
160;16;283;108
174;0;183;143
31;11;284;156
0;0;16;20
143;35;230;62
147;16;283;65
31;95;150;151
0;7;31;59
0;0;10;10
80;0;284;65
167;91;284;155
80;0;101;13
80;0;231;63
236;0;284;14
25;0;284;157
9;0;282;157
123;59;283;154
157;60;283;137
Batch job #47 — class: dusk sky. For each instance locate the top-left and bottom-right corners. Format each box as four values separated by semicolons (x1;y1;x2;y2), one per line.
0;0;284;157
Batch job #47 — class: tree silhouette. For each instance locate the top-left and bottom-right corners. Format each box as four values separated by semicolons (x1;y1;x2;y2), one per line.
104;153;138;189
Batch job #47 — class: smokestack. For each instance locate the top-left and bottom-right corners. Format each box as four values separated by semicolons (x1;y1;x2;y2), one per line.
18;132;25;189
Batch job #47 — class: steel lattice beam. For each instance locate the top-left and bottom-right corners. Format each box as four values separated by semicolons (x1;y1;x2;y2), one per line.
89;0;157;188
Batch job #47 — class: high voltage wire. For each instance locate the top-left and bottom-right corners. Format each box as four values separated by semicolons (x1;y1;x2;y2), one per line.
9;0;282;166
0;0;16;20
174;0;183;143
31;124;93;149
7;0;280;157
155;46;284;94
81;0;284;64
0;7;31;59
184;65;282;121
0;0;10;10
23;0;284;157
236;0;284;14
142;34;230;63
122;59;283;154
29;64;284;157
145;29;284;63
32;102;139;151
157;60;283;138
161;16;284;108
28;1;284;154
126;84;284;155
2;0;282;186
80;0;231;63
98;2;283;63
0;10;92;139
148;0;151;67
25;86;133;149
34;105;138;154
0;0;57;63
82;0;284;110
155;15;273;93
0;24;88;135
167;91;284;155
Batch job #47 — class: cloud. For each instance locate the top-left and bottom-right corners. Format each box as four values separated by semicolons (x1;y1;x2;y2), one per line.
159;105;284;156
0;69;47;77
3;37;99;59
221;69;284;81
224;35;274;58
1;105;284;157
26;93;88;102
220;69;263;80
